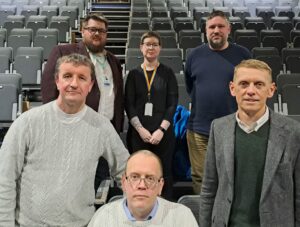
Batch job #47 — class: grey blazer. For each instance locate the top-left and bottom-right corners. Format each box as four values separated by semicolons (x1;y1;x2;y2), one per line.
199;111;300;227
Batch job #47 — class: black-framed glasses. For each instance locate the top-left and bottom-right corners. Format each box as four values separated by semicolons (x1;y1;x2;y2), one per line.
84;27;107;35
125;173;162;189
142;43;160;48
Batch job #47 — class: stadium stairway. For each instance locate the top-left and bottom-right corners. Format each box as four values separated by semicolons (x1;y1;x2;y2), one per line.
90;0;130;64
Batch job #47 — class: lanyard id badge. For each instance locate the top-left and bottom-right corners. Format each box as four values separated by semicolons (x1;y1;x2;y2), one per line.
103;77;110;86
144;102;153;116
143;64;158;117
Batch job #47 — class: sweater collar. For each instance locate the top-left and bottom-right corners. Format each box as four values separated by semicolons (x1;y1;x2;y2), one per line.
236;108;269;134
122;198;159;222
53;101;87;124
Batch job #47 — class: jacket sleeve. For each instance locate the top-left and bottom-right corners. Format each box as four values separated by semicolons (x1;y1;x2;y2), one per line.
0;116;29;226
163;68;178;123
124;70;138;121
184;51;193;95
199;120;219;227
41;45;62;103
294;127;300;226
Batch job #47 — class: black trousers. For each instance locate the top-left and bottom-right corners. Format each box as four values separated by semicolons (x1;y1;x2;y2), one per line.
94;157;110;193
126;126;175;201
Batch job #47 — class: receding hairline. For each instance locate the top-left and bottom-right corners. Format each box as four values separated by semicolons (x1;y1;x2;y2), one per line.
125;150;163;177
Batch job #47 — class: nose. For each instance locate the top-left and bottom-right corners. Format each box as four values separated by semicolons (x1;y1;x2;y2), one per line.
246;83;256;95
70;77;78;88
213;26;220;33
137;178;147;189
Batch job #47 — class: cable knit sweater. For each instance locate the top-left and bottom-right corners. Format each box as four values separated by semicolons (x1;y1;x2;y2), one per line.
0;101;129;227
88;197;199;227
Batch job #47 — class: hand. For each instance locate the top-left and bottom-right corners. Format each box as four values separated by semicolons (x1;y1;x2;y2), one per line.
137;127;152;143
149;129;164;145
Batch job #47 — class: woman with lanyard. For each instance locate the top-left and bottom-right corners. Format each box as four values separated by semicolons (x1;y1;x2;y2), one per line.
125;31;178;200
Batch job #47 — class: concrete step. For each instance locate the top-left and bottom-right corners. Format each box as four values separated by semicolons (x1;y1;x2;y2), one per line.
109;20;129;26
108;31;127;39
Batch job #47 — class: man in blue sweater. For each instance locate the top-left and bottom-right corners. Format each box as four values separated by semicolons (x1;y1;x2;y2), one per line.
184;10;251;194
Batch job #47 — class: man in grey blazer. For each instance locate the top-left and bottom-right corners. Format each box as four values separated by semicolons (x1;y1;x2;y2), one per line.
199;59;300;227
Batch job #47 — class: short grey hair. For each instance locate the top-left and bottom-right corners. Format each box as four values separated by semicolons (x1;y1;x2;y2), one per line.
54;53;95;80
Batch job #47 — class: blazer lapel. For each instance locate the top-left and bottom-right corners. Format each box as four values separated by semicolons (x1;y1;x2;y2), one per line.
223;115;236;186
260;113;287;201
77;41;89;57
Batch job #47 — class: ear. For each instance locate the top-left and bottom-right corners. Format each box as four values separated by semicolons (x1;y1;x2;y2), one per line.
81;27;85;38
229;81;236;97
121;174;127;193
228;23;232;34
157;178;164;196
88;79;95;93
55;75;60;90
267;82;276;98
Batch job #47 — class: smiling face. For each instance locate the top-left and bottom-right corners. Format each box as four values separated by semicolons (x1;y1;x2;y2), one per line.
230;66;275;121
122;152;164;220
55;62;94;113
206;16;231;50
82;18;107;53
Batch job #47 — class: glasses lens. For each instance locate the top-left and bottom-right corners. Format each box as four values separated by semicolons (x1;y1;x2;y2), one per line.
85;27;107;34
144;43;159;48
127;174;158;188
144;176;156;187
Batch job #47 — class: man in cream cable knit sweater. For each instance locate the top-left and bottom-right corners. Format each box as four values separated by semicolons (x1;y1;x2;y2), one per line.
0;54;129;226
88;150;199;227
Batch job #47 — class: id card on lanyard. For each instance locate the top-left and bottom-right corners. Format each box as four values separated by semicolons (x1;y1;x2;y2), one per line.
143;64;158;116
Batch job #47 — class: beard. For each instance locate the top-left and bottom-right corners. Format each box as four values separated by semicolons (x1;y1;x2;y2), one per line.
208;37;227;50
84;40;106;53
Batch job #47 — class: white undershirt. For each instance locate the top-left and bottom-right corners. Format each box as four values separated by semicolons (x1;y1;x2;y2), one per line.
89;52;115;120
236;108;269;134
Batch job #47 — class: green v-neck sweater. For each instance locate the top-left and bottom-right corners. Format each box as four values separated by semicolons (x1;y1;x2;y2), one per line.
229;121;270;227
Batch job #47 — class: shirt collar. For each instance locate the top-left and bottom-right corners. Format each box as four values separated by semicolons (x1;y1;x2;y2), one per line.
122;198;159;222
236;108;269;134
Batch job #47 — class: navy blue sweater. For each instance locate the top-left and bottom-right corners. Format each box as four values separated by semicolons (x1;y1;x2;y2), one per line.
184;43;251;135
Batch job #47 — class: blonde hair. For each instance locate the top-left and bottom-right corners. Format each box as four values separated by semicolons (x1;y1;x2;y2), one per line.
234;59;272;82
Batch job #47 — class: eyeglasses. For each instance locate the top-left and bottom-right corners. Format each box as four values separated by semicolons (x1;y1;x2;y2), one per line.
143;43;160;48
126;173;162;189
84;27;107;35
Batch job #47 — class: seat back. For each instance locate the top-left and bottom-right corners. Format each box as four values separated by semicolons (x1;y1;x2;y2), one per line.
108;195;123;203
159;55;183;73
0;5;17;27
177;195;200;225
0;73;22;122
13;46;43;86
49;16;70;42
286;56;300;73
282;84;300;114
252;47;279;58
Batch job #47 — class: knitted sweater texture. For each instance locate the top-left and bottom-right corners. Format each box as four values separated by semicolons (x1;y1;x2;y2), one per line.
88;197;199;227
0;101;129;227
